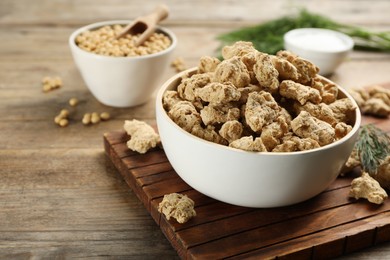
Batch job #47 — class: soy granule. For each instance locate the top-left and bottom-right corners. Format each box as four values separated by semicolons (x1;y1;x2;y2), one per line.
171;57;186;72
69;97;79;107
75;24;171;57
82;112;110;125
54;109;69;127
42;76;62;92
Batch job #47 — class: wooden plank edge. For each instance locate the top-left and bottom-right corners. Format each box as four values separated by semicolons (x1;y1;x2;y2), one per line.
185;201;390;259
152;188;357;259
223;211;390;260
158;186;354;249
103;130;128;145
103;133;151;212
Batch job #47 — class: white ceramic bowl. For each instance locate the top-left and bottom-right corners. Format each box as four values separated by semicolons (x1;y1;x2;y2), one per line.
156;68;361;208
69;20;177;107
284;28;354;76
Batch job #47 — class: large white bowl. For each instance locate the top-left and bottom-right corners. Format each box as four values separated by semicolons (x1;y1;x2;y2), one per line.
284;28;354;76
156;68;361;208
69;20;177;107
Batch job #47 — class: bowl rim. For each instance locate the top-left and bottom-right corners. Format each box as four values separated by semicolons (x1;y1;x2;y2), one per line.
69;20;177;60
284;28;354;55
156;67;362;156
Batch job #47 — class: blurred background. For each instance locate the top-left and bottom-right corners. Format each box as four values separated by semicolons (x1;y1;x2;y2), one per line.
1;0;390;88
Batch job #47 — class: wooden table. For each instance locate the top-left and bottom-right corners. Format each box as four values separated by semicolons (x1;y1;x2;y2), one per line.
1;0;389;258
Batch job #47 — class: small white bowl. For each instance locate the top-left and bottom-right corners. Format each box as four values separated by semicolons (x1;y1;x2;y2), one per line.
156;68;361;208
69;20;177;107
284;28;354;76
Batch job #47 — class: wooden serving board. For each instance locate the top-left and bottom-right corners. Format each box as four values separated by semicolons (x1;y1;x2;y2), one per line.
104;102;390;259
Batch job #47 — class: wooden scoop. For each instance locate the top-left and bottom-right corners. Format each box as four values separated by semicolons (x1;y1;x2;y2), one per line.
116;4;169;46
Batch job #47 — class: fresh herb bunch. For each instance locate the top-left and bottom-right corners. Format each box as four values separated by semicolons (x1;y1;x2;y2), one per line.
217;9;390;55
355;124;390;174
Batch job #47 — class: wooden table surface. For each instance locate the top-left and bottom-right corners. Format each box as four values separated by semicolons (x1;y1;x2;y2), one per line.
1;0;390;258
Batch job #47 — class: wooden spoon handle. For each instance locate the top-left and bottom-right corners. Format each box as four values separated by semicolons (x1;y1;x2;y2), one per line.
144;4;169;25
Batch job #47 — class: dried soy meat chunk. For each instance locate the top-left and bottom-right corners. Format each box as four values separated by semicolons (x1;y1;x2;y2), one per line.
270;55;299;81
328;98;357;124
163;90;182;111
373;156;390;190
349;85;390;117
277;50;319;85
291;111;335;146
272;140;297;152
349;172;388;205
311;76;338;104
292;136;320;151
229;136;267;152
279;80;321;105
214;57;251;88
171;57;186;72
158;193;196;223
340;148;361;176
244;91;281;133
236;84;263;105
222;41;257;60
368;85;390;105
177;73;212;101
260;116;290;151
253;52;279;92
219;120;243;143
168;101;202;132
293;101;337;126
240;52;257;71
123;120;160;154
334;122;353;140
272;135;320;152
348;88;369;107
361;98;390;117
195;82;241;104
198;56;221;73
191;124;228;145
200;103;241;125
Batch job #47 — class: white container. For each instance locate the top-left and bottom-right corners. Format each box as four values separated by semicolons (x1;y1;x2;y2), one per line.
69;20;177;107
156;68;361;208
284;28;354;76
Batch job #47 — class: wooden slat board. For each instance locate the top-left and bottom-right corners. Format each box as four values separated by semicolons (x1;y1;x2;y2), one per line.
104;93;390;259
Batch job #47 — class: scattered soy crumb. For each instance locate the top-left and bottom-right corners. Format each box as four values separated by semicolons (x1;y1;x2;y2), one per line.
82;113;91;125
58;118;69;127
41;78;111;127
91;112;101;124
82;112;110;125
69;98;79;107
42;76;62;92
123;119;160;154
100;112;110;121
54;109;70;127
60;109;69;118
158;193;196;224
349;86;390;117
171;57;186;72
349;172;388;204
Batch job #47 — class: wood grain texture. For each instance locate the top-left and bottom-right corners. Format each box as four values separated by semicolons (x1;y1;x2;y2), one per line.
1;0;390;258
104;112;390;259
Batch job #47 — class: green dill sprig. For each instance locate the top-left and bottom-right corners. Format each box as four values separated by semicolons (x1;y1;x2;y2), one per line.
217;9;390;55
355;124;390;174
